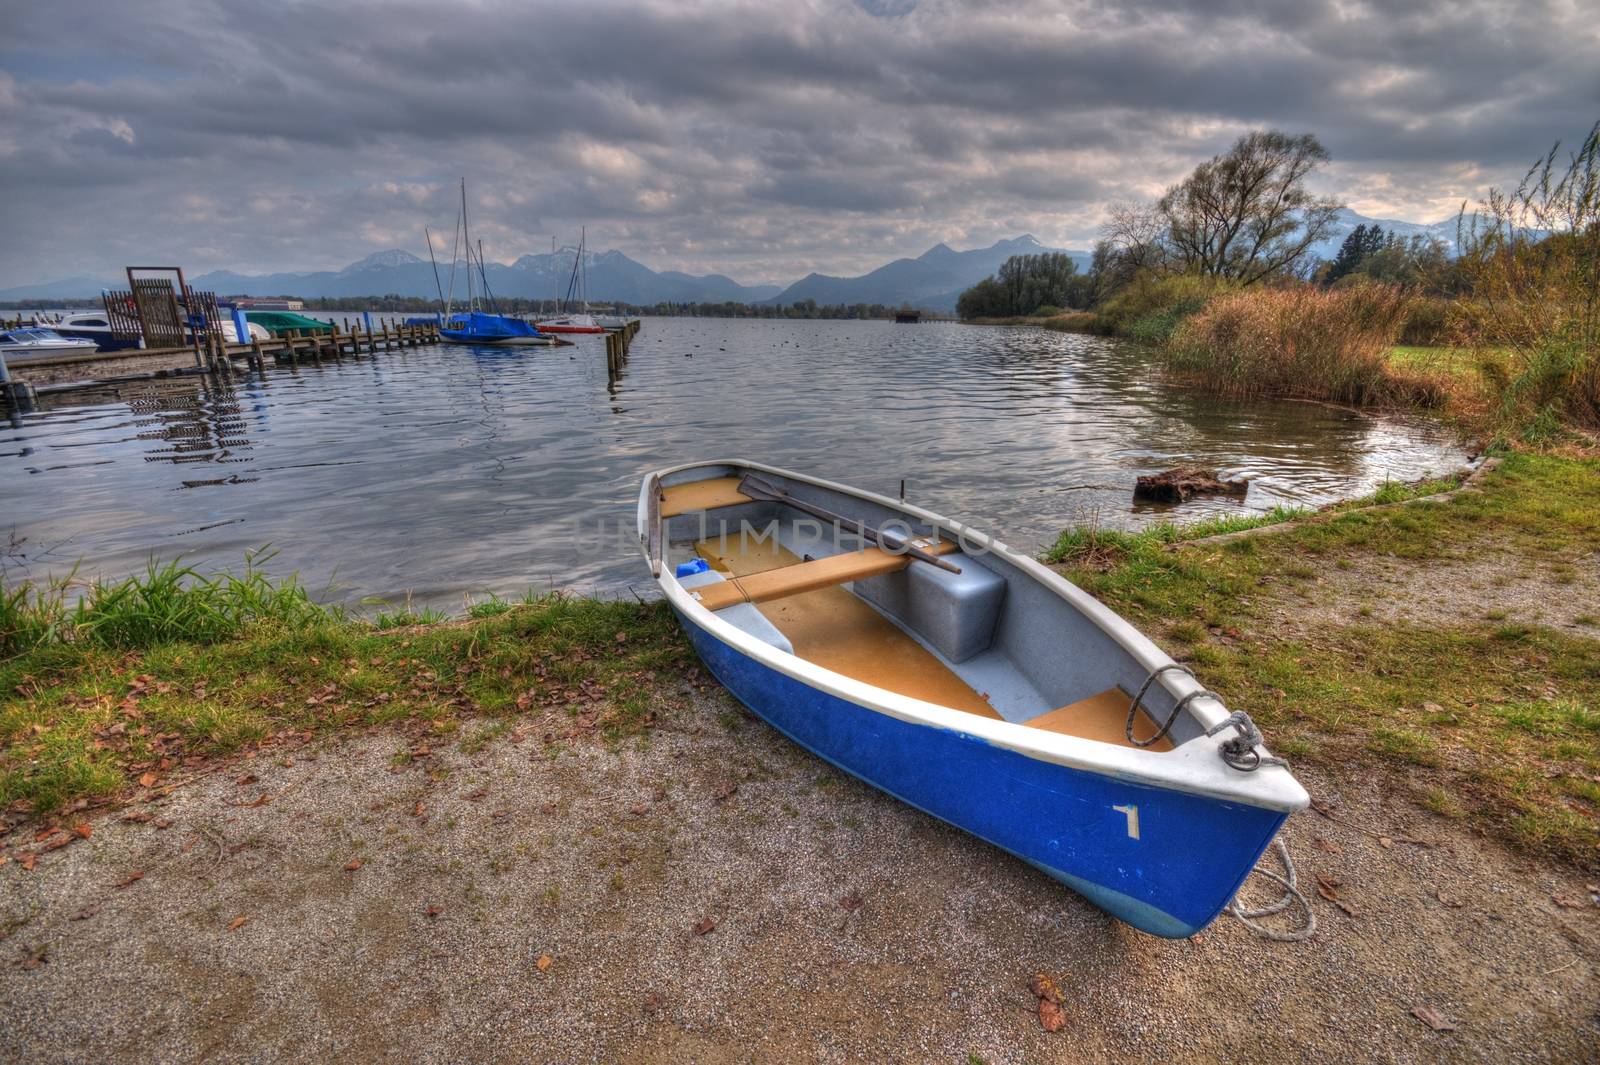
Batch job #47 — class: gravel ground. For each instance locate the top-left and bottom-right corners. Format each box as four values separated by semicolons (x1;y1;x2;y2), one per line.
2;686;1596;1064
1264;548;1600;638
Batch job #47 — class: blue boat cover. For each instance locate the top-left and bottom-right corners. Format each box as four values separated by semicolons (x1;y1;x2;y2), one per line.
439;312;543;340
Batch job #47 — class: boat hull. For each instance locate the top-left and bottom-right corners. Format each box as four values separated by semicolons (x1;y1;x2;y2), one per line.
677;611;1286;938
439;332;557;346
49;327;141;353
534;323;606;334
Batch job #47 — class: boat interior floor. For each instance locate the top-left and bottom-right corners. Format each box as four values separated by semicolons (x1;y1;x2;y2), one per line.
690;533;1172;751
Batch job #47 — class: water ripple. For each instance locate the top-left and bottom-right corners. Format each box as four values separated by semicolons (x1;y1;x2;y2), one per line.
1;319;1467;606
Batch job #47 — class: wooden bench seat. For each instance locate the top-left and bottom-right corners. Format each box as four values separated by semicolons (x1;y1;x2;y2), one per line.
686;539;958;612
660;476;755;517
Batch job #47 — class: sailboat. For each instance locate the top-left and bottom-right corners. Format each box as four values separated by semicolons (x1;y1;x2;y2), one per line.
536;227;606;334
435;180;556;347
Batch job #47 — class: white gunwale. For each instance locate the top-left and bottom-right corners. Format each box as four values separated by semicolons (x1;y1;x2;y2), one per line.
639;459;1310;813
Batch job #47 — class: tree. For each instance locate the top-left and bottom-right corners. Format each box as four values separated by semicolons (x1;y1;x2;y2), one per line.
1093;200;1170;300
957;253;1088;318
1157;130;1342;285
1356;232;1452;290
1323;223;1387;284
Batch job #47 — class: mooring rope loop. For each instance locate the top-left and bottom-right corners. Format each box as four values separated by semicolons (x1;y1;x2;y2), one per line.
1227;838;1318;942
1206;710;1288;772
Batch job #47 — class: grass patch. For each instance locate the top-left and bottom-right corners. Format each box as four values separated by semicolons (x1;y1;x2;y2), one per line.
1043;504;1308;565
1049;450;1600;865
0;568;699;815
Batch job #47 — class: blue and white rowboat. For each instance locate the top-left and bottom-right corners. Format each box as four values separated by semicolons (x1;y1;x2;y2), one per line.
638;460;1308;938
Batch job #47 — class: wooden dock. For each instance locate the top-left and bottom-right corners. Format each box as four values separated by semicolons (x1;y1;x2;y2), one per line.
0;322;443;409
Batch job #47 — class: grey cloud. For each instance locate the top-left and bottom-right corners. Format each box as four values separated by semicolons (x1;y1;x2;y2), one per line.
0;0;1594;287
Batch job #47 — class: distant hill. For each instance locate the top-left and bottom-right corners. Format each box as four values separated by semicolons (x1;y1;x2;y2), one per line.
766;236;1094;312
0;211;1515;305
187;248;782;306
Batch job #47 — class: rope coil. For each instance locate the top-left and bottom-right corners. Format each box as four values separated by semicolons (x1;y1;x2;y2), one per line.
1227;838;1318;942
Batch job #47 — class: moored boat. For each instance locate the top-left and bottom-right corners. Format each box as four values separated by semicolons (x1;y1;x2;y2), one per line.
0;326;99;360
439;310;559;346
536;226;607;334
637;460;1308;938
533;312;605;334
44;312;142;352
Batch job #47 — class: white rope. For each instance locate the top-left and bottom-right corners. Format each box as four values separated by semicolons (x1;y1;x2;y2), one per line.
1227;838;1318;942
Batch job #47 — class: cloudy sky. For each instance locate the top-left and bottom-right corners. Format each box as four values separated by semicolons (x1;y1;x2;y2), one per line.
1;0;1596;288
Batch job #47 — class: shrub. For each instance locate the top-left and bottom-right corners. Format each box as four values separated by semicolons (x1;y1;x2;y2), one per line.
1397;296;1453;346
1456;121;1600;433
1161;282;1423;405
1095;273;1237;339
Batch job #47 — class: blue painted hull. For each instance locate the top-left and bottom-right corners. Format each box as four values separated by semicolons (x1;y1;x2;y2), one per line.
680;614;1286;937
51;328;141;353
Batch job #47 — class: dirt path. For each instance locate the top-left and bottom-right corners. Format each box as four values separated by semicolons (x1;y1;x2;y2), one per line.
3;687;1595;1064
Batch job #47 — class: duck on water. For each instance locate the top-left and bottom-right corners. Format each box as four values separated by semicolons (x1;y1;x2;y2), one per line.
638;460;1308;939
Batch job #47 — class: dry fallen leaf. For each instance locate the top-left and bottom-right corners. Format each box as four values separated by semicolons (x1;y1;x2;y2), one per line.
344;859;362;872
425;905;442;919
1028;972;1064;1005
19;854;36;872
1038;998;1067;1033
1410;1004;1457;1032
20;947;47;971
692;917;716;936
1316;875;1358;917
839;891;864;913
1552;894;1590;909
1378;836;1395;849
70;903;100;921
121;811;153;824
1310;798;1337;820
228;916;249;932
1313;837;1341;854
70;822;92;840
536;953;553;972
115;870;145;889
1436;891;1463;909
138;772;159;788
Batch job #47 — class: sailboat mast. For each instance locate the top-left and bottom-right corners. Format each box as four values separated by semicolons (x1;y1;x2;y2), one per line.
424;226;446;317
580;225;588;311
461;178;475;311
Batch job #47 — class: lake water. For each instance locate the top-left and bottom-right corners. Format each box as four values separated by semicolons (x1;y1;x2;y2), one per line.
1;318;1466;608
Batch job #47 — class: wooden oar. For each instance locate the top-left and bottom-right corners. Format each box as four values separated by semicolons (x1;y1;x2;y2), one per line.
738;474;961;574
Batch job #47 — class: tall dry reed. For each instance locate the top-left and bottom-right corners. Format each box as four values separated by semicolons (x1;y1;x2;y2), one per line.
1162;282;1422;405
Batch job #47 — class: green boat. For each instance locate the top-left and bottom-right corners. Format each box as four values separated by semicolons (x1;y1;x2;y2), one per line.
243;311;333;337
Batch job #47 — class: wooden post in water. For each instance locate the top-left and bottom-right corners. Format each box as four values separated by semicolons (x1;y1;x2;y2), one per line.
250;336;265;373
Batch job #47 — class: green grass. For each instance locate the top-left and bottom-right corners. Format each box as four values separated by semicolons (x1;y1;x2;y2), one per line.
1388;345;1478;379
1048;451;1600;866
0;567;698;815
1043;505;1309;565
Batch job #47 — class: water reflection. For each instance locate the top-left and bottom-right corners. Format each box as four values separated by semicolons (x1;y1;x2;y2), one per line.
1;319;1467;607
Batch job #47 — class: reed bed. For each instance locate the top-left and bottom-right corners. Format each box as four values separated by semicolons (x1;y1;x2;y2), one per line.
1161;283;1435;406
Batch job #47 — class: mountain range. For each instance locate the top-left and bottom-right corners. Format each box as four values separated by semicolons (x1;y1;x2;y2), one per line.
0;209;1473;309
